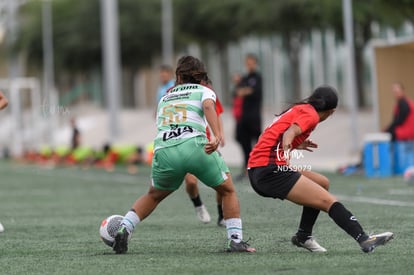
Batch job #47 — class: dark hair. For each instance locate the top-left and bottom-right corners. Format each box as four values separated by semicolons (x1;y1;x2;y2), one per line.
245;53;258;62
393;82;405;90
102;143;111;154
279;85;338;115
175;56;210;84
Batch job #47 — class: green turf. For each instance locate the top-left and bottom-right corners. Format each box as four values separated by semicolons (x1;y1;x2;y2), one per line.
0;161;413;275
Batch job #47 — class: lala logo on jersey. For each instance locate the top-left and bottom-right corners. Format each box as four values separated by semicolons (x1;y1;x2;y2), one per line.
163;124;194;141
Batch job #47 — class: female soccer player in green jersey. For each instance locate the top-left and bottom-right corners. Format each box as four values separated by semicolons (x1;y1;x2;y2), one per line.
113;56;255;254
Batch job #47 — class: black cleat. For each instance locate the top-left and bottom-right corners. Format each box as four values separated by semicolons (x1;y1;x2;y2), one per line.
226;239;256;252
112;226;129;254
359;232;394;253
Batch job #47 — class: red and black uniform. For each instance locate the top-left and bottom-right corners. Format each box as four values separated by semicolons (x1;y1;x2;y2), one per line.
236;71;262;168
247;104;319;199
206;98;224;141
386;97;414;141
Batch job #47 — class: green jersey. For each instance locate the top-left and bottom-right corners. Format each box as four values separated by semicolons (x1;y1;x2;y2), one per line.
154;83;217;151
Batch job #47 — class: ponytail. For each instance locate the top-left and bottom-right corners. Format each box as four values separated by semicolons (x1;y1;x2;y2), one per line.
277;85;338;115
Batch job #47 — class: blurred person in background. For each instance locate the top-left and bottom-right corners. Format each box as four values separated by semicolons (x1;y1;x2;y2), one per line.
339;82;414;176
156;65;175;104
235;54;262;180
0;91;8;110
0;91;8;233
231;72;243;123
70;118;81;150
384;82;414;141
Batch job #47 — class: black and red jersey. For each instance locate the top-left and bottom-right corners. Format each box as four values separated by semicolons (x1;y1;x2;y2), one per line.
248;104;319;167
206;98;224;141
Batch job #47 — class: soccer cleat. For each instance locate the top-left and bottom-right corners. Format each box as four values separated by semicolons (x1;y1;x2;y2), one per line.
112;226;129;254
359;232;394;253
291;235;327;252
226;239;256;252
195;205;211;223
217;218;226;227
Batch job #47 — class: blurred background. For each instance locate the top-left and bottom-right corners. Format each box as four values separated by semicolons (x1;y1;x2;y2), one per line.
0;0;413;170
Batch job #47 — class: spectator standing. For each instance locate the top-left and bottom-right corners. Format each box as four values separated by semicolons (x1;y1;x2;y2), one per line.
156;65;175;104
70;118;81;150
235;54;262;178
385;82;414;141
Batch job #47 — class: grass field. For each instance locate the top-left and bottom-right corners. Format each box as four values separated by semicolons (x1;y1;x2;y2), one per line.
1;161;413;275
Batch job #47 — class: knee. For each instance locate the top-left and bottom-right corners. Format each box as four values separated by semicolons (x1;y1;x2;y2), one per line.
215;178;236;196
147;187;166;203
185;174;198;187
321;195;337;212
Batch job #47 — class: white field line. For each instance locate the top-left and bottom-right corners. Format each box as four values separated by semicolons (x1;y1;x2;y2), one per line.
336;195;414;207
240;185;414;207
3;165;414;207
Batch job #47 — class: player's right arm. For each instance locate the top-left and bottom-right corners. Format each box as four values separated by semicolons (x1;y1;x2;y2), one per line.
0;91;8;110
203;99;221;154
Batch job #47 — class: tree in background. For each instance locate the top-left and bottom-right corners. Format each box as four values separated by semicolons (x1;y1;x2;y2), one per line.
14;0;162;106
9;0;414;107
174;0;248;102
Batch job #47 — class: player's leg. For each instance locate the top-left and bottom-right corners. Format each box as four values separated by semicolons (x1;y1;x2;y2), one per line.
185;173;211;223
113;146;185;254
113;186;173;254
191;148;255;252
287;175;393;252
216;192;225;227
193;155;256;252
212;175;254;252
292;171;330;252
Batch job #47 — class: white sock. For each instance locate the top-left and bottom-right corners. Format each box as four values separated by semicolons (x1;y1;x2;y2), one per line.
121;210;141;234
226;218;243;243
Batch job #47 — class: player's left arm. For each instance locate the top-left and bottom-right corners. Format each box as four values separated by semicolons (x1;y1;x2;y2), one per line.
283;124;302;151
0;91;9;110
203;99;221;154
215;98;225;147
218;116;225;147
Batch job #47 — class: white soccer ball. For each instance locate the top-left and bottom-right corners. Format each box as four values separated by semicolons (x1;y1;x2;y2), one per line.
0;222;4;233
99;215;124;247
403;166;414;186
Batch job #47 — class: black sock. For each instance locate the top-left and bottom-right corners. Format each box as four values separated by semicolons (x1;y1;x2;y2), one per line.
297;207;320;241
217;204;223;220
328;202;368;242
191;195;203;207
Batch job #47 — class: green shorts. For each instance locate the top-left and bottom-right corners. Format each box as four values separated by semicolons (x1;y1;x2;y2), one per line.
151;137;230;191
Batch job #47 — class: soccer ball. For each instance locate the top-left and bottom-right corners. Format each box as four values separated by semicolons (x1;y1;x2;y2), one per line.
99;215;124;247
403;166;414;186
